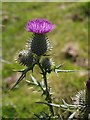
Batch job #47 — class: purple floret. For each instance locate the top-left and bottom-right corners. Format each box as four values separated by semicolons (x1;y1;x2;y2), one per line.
26;18;55;34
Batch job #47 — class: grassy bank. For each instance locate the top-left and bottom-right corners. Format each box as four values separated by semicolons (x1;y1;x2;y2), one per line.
2;2;88;118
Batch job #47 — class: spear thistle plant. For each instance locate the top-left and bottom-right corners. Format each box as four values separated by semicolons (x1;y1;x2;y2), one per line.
12;18;56;116
11;18;89;119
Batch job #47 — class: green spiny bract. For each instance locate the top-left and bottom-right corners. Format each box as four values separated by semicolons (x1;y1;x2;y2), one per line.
28;34;51;56
17;50;33;67
41;57;54;73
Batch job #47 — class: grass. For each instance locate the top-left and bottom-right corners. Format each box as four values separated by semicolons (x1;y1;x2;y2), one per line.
2;2;88;118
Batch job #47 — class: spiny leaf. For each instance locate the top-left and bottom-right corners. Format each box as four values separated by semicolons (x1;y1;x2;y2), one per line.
26;77;46;95
10;71;26;90
26;80;38;86
36;101;60;108
11;67;32;90
37;81;46;95
55;69;81;73
68;111;77;120
62;99;69;106
56;63;64;69
30;74;38;85
61;99;80;110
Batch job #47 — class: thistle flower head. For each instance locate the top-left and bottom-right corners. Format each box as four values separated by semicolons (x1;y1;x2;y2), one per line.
26;18;55;34
17;50;33;66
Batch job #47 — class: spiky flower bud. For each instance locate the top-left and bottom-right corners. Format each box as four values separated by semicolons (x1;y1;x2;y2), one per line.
17;50;33;67
41;57;53;73
28;34;50;56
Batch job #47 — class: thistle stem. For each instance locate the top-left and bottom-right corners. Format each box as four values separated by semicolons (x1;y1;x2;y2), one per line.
84;88;90;119
38;62;54;116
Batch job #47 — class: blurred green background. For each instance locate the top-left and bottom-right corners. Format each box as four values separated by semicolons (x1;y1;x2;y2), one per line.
2;2;88;118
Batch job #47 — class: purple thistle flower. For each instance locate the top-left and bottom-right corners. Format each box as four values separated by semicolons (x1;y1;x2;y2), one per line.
26;18;55;34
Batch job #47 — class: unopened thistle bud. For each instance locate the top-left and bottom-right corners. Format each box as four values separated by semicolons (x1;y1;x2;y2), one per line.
17;50;33;67
29;34;50;56
41;57;54;73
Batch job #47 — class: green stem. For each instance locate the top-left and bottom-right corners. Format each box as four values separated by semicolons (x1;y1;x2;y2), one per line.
38;62;54;116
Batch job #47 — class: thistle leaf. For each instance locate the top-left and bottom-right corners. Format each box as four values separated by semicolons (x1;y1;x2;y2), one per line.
11;67;34;90
60;104;68;109
37;81;45;94
26;80;38;86
56;63;64;69
36;101;60;108
30;74;38;86
68;111;77;120
55;69;80;73
62;99;69;106
10;71;26;90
